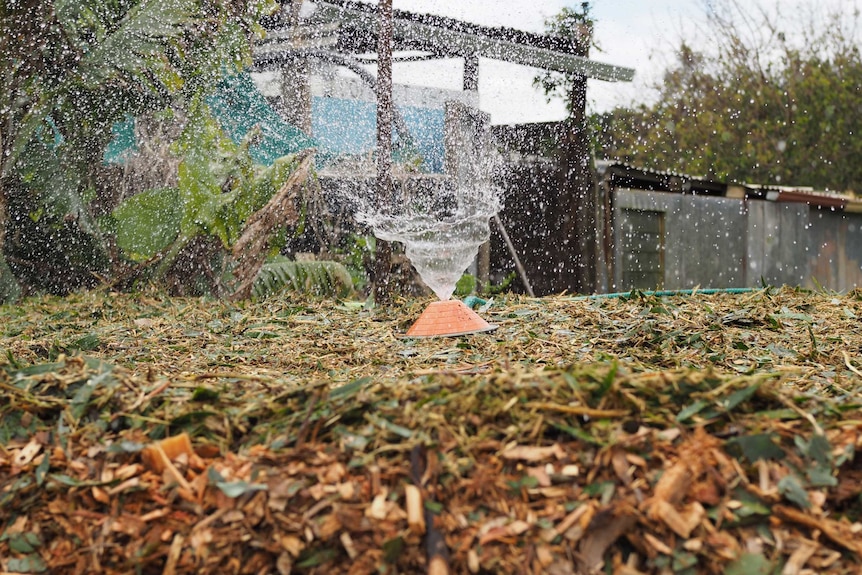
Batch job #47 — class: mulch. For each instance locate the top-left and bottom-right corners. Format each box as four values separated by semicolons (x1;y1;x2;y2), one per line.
2;286;861;574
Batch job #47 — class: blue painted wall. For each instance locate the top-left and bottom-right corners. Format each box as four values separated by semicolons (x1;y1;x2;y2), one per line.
311;96;445;173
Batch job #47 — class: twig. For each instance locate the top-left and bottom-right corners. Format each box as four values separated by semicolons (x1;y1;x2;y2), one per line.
494;214;535;298
411;445;450;575
843;351;862;378
125;378;172;413
525;401;630;419
154;443;193;493
774;504;862;555
295;388;326;448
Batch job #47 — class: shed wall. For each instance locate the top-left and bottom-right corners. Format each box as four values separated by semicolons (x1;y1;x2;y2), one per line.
613;190;747;291
746;201;809;287
807;210;862;291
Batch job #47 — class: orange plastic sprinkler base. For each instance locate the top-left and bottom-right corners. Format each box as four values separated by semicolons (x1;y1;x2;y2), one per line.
405;299;498;338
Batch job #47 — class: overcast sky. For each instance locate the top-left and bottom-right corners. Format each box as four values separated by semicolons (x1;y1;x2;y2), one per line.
366;0;859;124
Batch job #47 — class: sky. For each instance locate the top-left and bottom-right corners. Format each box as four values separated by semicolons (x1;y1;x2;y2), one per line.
363;0;859;125
368;0;704;124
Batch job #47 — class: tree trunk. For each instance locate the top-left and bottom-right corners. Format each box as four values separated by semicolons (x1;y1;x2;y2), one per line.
554;75;598;294
373;0;394;305
228;150;313;301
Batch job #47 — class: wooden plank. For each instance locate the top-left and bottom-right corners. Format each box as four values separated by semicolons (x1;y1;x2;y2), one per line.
777;204;808;286
746;201;766;286
806;209;862;291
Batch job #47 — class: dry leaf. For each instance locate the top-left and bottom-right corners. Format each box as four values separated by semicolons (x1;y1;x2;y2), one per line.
501;443;565;462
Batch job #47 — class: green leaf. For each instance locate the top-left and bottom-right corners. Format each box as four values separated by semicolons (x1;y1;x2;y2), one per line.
295;548;337;568
508;475;540;492
726;433;785;462
253;258;354;299
191;387;220;403
778;475;811;509
112;187;181;260
6;554;48;573
803;434;832;468
8;532;42;554
333;426;369;451
547;420;604;445
671;551;698;571
61;0;195;88
366;414;413;439
806;466;837;488
330;376;372;401
382;536;404;563
676;399;709;423
724;552;772;575
71;333;101;351
733;498;771;520
70;370;114;421
215;480;268;498
47;474;107;488
718;383;760;411
758;408;800;420
207;466;227;484
11;362;66;377
770;311;813;323
35;452;50;486
170;410;218;429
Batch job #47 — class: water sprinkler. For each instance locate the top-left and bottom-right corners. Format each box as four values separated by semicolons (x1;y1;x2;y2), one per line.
405;299;497;338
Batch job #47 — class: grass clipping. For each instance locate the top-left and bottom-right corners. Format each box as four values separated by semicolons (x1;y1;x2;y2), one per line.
1;286;862;574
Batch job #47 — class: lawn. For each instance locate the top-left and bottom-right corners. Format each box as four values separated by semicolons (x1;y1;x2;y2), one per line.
1;287;861;574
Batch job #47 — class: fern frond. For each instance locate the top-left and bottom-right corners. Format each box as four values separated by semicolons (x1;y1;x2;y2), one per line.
252;259;354;299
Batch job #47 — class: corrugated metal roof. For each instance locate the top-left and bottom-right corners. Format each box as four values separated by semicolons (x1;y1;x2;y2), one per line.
599;161;862;211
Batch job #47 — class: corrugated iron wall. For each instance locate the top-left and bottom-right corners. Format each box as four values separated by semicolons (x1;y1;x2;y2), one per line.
611;190;862;292
807;210;862;291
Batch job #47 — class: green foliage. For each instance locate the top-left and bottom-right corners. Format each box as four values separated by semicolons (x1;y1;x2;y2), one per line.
339;234;374;293
0;255;21;304
593;3;862;191
112;188;182;260
1;0;196;180
252;256;354;299
484;271;517;296
0;0;279;296
454;273;477;297
454;271;517;298
533;3;594;113
111;101;306;283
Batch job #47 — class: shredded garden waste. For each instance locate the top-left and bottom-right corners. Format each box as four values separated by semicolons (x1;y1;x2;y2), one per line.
1;286;862;574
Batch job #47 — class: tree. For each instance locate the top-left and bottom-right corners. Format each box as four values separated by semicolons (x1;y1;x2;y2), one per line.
593;0;862;192
534;3;598;294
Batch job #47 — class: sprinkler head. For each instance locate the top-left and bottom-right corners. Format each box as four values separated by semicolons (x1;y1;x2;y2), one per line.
406;299;498;338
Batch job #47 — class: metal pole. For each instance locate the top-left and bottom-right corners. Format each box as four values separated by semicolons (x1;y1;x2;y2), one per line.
373;0;394;305
494;214;535;298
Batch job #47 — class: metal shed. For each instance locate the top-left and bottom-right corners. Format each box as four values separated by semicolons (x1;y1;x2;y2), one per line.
601;163;862;293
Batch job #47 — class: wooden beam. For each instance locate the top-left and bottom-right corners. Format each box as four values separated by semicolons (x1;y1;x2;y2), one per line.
463;54;479;91
374;0;394;305
313;3;634;82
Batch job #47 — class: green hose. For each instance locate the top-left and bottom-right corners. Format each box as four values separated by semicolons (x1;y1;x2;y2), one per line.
570;287;758;301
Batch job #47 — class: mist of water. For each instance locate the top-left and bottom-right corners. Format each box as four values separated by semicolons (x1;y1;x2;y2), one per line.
355;177;502;300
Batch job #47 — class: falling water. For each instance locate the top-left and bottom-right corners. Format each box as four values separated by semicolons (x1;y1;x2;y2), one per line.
356;179;501;300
